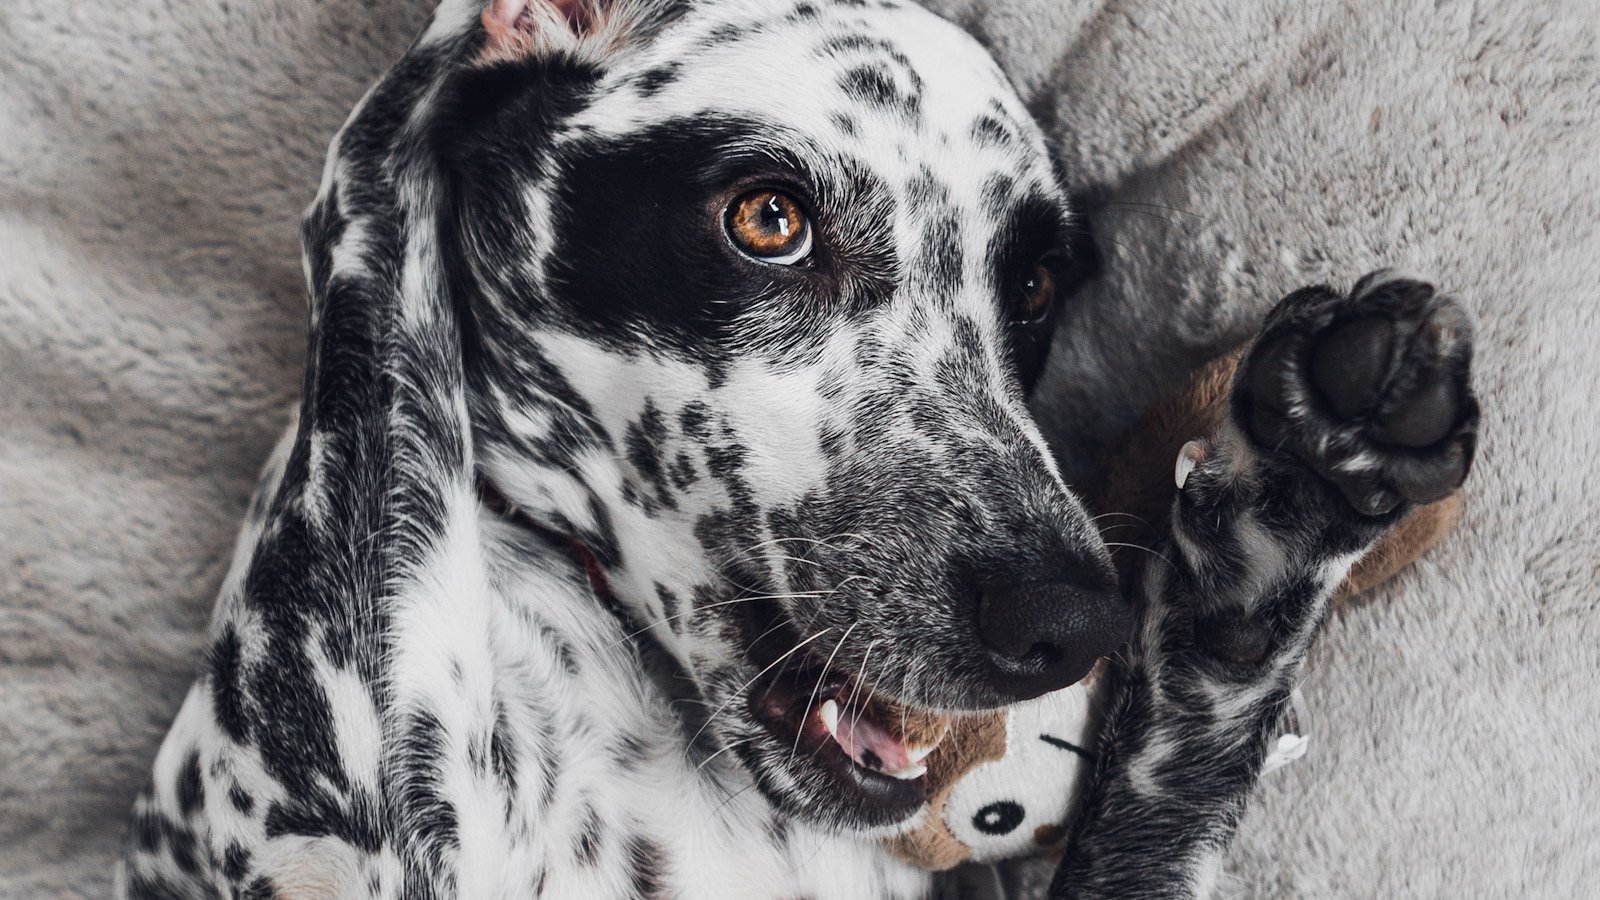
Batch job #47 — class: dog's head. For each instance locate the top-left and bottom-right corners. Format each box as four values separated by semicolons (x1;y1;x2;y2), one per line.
336;0;1128;832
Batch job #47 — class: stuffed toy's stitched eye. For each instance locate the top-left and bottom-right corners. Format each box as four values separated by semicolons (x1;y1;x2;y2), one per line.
726;190;813;264
1017;262;1055;323
972;800;1025;835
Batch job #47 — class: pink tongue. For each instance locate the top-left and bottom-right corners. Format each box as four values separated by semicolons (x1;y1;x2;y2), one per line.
821;700;913;775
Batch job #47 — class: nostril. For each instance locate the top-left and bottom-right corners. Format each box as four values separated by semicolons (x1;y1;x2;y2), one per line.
1022;642;1060;667
976;579;1130;700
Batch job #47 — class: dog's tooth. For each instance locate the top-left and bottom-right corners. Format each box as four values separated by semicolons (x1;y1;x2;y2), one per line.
819;699;841;740
887;763;928;781
906;745;936;765
1175;441;1203;489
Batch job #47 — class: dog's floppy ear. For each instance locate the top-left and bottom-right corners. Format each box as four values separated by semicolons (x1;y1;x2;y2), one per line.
478;0;678;65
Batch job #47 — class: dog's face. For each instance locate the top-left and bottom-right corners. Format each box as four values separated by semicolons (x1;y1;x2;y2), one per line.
434;0;1128;831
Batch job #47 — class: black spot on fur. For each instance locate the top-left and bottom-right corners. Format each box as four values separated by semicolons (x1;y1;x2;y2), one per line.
918;215;962;292
536;619;581;676
634;63;681;97
491;702;519;796
222;842;251;883
574;802;605;866
904;166;947;212
130;807;169;854
970;114;1015;147
654;583;684;632
678;402;712;442
840;64;898;109
228;784;254;816
669;451;698;489
703;440;748;483
126;871;212;900
388;708;459;855
165;822;202;876
817;34;898;55
613;732;651;771
624;400;677;511
176;750;205;817
206;625;249;744
704;22;744;45
980;173;1016;216
626;836;670;898
262;785;385;854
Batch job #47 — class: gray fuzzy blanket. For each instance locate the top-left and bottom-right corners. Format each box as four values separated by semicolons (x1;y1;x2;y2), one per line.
3;0;1596;895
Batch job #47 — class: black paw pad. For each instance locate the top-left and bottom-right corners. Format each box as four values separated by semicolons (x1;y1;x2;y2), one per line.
1242;274;1479;517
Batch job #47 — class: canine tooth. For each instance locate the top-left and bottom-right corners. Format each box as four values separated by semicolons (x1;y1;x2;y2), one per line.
888;763;928;781
906;745;936;765
1175;441;1203;489
819;699;841;739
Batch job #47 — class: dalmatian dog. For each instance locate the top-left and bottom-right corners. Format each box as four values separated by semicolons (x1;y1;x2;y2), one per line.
117;0;1478;895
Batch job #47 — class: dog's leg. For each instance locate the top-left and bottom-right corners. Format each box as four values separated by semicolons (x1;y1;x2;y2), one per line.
1052;274;1478;898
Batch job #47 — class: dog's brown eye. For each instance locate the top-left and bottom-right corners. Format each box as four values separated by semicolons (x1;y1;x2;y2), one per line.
1018;263;1055;323
726;190;812;264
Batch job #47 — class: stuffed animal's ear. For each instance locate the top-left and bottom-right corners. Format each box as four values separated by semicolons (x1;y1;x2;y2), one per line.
478;0;670;65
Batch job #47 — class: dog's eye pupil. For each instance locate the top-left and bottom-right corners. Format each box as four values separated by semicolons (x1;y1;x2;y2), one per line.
726;190;812;264
1018;262;1054;323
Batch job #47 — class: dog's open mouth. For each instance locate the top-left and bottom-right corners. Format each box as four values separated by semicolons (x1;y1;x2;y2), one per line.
747;662;953;818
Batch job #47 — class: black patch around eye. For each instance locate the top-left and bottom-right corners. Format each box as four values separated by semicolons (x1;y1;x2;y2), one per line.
453;112;895;363
989;194;1069;392
974;800;1026;835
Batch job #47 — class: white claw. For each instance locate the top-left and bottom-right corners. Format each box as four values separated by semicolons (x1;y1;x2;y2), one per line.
1175;440;1204;489
819;699;841;739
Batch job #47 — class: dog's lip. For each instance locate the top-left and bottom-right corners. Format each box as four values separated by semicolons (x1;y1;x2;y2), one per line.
749;665;950;802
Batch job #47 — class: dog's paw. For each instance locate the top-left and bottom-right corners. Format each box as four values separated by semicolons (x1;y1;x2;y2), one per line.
1240;273;1479;517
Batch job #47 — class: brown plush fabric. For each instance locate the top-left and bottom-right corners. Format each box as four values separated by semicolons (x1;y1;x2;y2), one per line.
1338;495;1464;601
886;710;1008;870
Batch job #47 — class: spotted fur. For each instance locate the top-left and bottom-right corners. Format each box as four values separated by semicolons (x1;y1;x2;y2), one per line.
116;0;1478;895
119;0;1102;896
1051;274;1477;898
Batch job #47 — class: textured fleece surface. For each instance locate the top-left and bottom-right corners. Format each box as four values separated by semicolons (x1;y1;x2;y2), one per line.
2;0;1596;896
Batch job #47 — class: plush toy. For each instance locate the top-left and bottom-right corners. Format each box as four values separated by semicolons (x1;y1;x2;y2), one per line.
886;677;1100;869
883;349;1464;872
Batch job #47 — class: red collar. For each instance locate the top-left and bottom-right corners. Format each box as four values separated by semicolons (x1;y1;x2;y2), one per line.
570;539;614;603
477;478;616;603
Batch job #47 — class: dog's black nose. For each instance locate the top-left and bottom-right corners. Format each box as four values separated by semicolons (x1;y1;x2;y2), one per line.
976;574;1130;702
